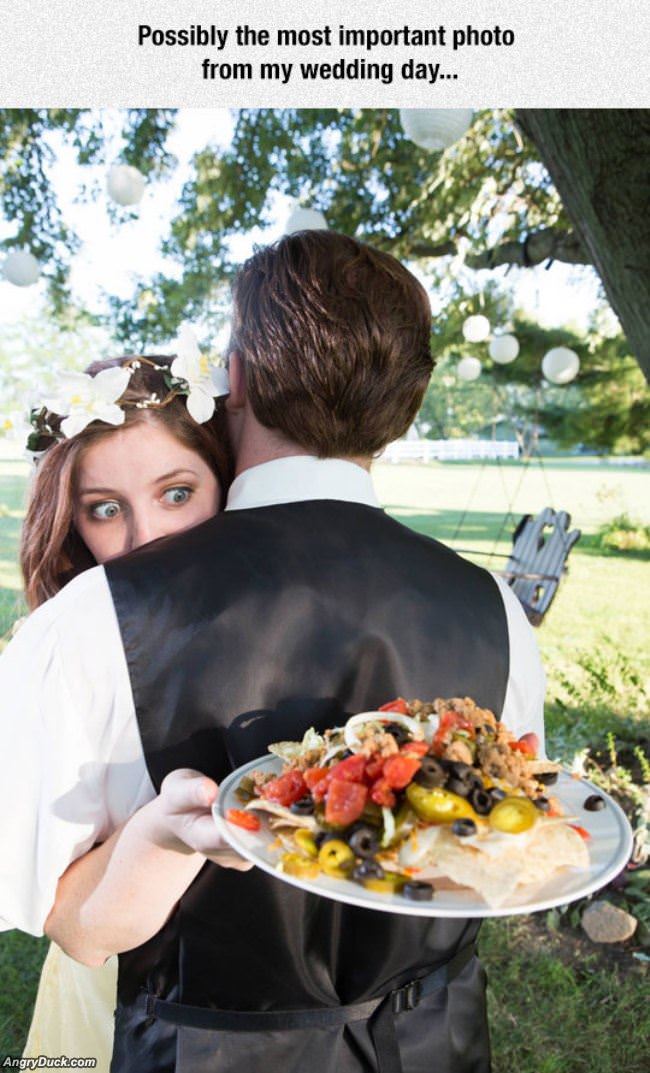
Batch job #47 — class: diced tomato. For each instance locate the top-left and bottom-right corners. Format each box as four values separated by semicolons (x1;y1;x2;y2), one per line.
433;710;474;755
260;769;307;807
226;808;261;832
365;755;385;781
510;740;536;757
303;766;329;790
400;741;429;758
311;772;333;802
379;698;410;715
312;781;330;803
329;754;367;783
369;778;397;808
325;779;367;826
382;754;421;790
569;824;591;841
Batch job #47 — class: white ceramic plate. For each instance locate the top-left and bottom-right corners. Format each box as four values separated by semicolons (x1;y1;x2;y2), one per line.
212;755;633;918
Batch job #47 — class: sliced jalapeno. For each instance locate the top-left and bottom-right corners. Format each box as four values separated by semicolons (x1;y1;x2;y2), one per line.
317;838;356;878
406;783;479;824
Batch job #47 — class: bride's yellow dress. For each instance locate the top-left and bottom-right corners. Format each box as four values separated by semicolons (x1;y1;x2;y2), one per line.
23;942;118;1070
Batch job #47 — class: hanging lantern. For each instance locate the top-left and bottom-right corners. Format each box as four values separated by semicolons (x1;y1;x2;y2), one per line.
107;164;146;207
462;314;491;343
457;356;482;382
399;109;474;151
489;334;520;364
542;346;580;385
2;249;40;287
284;206;328;234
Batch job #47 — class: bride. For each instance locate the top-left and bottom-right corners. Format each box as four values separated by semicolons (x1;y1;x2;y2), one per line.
15;349;231;1070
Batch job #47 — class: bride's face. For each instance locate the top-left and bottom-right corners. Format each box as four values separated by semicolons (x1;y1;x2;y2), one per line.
73;419;221;564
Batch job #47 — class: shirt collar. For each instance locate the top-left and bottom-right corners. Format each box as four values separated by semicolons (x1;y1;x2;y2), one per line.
225;456;381;512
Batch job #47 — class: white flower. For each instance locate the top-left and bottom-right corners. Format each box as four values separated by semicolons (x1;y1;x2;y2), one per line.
53;366;132;438
0;410;32;442
171;323;230;424
570;748;590;778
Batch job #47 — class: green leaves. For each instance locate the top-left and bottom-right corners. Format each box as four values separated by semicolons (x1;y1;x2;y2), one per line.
0;109;178;320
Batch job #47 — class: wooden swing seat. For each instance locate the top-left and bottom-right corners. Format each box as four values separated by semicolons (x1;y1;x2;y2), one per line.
499;507;581;626
454;507;581;626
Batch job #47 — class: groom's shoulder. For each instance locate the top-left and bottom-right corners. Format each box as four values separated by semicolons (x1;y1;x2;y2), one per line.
104;501;481;588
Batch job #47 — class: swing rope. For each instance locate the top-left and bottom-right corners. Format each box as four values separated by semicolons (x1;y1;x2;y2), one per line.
450;439;557;564
486;452;531;566
451;458;488;543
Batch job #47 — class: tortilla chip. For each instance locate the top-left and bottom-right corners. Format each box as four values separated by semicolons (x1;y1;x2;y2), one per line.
517;821;589;884
527;759;563;775
405;820;589;908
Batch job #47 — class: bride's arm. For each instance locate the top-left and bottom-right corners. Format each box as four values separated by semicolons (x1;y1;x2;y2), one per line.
44;770;250;967
0;573;248;954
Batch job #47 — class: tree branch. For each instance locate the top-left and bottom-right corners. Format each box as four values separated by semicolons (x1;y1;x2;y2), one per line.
408;228;591;269
408;239;457;258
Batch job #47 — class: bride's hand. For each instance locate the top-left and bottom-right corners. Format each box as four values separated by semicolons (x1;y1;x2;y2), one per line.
150;768;253;871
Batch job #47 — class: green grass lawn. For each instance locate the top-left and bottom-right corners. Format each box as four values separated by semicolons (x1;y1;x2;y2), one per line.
0;454;648;1068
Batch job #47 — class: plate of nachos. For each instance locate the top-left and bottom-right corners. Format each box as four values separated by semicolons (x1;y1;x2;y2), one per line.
213;698;633;916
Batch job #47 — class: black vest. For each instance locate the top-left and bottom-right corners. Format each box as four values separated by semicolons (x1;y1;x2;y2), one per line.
106;501;508;1073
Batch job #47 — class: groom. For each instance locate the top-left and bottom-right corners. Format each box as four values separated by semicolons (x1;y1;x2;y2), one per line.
49;231;544;1072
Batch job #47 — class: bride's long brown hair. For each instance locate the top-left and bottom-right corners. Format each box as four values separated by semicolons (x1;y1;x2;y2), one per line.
20;355;232;610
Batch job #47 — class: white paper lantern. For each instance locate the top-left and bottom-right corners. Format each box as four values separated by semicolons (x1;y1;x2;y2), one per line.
462;314;491;343
2;249;40;287
542;346;580;385
107;164;146;207
399;109;474;151
489;334;520;364
284;206;328;234
457;356;482;382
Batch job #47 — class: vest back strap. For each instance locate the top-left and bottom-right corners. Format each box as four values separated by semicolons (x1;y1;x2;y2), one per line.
139;942;476;1073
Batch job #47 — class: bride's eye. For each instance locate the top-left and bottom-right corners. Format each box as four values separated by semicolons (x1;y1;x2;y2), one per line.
90;500;121;521
162;486;193;506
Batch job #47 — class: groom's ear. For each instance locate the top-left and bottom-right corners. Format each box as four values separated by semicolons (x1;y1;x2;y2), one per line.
225;351;246;412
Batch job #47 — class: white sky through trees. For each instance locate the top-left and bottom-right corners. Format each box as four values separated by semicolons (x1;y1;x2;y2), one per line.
0;109;607;337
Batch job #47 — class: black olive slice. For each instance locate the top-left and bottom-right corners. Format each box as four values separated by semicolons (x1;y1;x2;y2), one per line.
353;859;384;882
489;787;507;803
402;880;434;901
584;794;606;811
414;757;446;789
348;826;380;858
446;777;471;798
385;723;410;746
537;771;558;786
452;818;477;837
470;788;493;815
447;761;474;781
314;831;339;848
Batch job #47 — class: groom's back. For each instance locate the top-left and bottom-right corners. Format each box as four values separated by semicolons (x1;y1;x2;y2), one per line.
107;498;507;1073
108;499;508;790
105;231;507;1073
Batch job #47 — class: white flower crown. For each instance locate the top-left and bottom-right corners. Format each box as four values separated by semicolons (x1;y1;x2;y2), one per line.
1;324;230;459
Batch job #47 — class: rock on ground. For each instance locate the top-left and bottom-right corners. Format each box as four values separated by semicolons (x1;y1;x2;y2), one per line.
581;900;638;943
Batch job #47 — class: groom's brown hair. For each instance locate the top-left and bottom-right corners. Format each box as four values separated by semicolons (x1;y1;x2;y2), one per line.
229;230;433;456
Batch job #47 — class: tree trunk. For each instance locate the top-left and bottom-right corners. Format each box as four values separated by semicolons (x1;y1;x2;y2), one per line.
515;110;650;383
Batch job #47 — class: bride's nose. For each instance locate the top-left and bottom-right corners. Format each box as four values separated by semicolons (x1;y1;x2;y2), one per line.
127;509;161;552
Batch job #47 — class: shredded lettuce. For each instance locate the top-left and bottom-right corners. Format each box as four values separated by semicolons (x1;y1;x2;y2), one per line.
381;806;396;848
268;726;325;761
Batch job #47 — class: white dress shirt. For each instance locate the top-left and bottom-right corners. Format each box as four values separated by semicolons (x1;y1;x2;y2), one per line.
0;456;545;936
